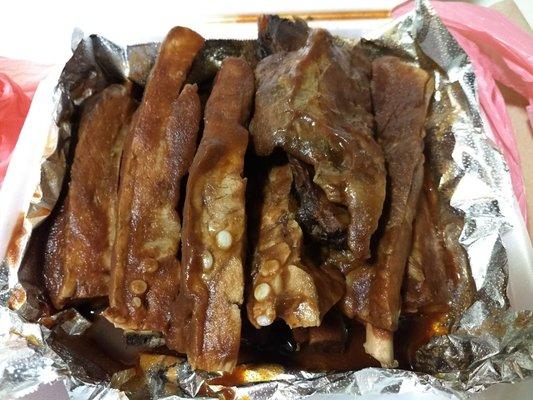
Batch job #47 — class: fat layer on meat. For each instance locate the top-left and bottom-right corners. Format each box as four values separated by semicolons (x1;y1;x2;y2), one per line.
44;83;135;309
168;57;254;373
105;27;204;332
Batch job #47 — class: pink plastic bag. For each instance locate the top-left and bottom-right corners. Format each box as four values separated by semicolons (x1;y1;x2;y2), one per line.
394;0;533;223
0;73;31;186
0;57;51;188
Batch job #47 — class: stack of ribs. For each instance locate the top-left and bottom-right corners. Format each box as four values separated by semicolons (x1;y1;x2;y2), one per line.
41;17;475;374
250;16;474;367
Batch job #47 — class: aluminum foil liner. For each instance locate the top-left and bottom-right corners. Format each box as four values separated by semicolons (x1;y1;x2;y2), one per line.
1;0;532;398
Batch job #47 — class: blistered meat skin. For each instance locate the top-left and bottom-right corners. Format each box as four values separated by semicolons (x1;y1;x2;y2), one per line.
402;169;476;318
44;83;135;310
247;164;345;330
250;29;386;262
105;27;204;332
168;58;254;373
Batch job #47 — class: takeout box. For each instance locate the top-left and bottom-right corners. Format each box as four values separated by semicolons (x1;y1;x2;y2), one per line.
0;1;532;399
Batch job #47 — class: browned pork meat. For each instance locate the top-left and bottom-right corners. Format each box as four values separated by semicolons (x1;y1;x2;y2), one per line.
44;83;136;310
167;58;254;373
403;174;451;315
292;309;348;353
247;164;345;330
258;14;310;55
358;56;433;366
367;57;434;327
403;168;476;319
289;156;348;246
251;27;386;264
105;27;204;332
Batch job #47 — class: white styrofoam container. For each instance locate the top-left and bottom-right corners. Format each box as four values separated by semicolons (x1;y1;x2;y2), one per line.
1;17;532;400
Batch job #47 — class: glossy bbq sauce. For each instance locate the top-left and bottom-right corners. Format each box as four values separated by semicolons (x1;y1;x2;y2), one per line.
396;312;449;369
4;214;29;313
198;310;447;400
5;212;26;266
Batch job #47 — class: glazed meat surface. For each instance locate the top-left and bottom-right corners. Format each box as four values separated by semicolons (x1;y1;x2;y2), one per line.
251;28;386;262
44;83;135;310
37;18;478;378
403;174;450;314
403;168;475;318
105;27;204;332
247;164;345;330
353;56;433;366
168;58;254;373
366;56;434;331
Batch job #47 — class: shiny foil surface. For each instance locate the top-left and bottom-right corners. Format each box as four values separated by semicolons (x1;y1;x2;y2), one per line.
1;0;531;398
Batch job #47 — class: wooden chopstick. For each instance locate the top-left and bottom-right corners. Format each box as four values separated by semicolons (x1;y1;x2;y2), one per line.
212;10;391;24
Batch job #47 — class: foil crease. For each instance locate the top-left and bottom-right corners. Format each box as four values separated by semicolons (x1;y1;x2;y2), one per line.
159;368;465;400
0;0;531;398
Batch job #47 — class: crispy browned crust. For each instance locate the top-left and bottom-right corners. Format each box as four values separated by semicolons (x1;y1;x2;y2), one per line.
364;57;434;332
44;83;136;310
105;27;204;332
247;164;345;330
167;58;254;372
289;156;348;246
